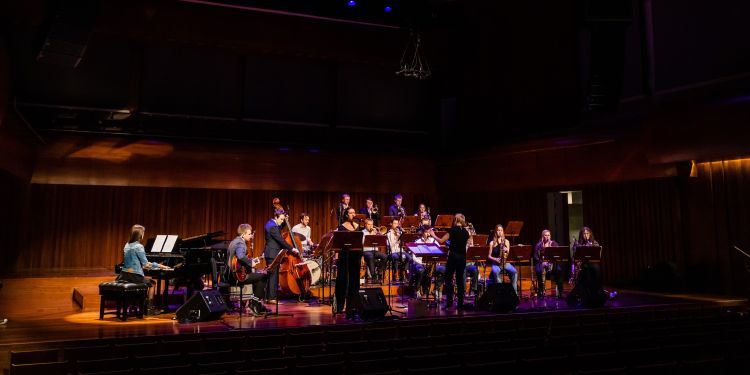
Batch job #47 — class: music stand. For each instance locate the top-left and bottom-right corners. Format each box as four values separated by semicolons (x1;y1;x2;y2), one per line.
433;215;453;229
472;234;489;247
508;245;532;298
363;234;388;281
382;215;399;226
313;232;334;306
405;242;447;308
401;216;420;229
400;233;419;244
505;221;524;245
466;245;489;305
330;231;364;316
263;249;294;319
544;246;572;263
573;246;602;263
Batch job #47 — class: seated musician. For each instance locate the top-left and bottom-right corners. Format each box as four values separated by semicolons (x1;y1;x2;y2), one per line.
361;218;386;282
227;224;270;314
358;197;381;226
412;226;445;300
570;226;600;285
487;224;518;295
387;218;411;282
414;203;432;225
533;229;563;298
292;213;315;257
335;208;362;316
117;224;170;312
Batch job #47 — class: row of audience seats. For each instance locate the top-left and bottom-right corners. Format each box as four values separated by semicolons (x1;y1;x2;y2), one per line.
8;305;750;375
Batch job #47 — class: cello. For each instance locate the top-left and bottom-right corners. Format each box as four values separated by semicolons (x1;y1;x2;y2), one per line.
272;198;313;298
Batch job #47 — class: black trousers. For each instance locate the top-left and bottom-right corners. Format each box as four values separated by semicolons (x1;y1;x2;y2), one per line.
335;250;363;313
242;272;269;300
363;251;386;279
444;253;466;305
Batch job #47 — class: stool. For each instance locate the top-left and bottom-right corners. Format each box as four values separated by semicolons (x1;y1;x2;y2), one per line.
99;281;149;321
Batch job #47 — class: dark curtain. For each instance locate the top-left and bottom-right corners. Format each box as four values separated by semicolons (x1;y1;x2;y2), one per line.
583;178;684;288
13;184;433;275
686;160;750;296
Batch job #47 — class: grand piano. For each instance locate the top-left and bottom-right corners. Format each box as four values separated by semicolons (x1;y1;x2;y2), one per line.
145;231;228;310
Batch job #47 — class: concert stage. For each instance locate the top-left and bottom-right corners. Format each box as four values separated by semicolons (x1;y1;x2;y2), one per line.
1;274;746;371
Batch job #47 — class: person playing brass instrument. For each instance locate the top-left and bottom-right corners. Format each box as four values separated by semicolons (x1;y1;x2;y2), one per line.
533;229;564;298
361;218;387;282
388;194;406;218
414;203;432;226
487;224;518;295
387;218;411;282
358;197;381;226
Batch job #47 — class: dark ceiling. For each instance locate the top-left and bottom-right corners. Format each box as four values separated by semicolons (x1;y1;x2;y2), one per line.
3;0;749;150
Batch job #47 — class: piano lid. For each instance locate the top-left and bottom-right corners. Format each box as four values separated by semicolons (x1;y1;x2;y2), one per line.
178;230;227;249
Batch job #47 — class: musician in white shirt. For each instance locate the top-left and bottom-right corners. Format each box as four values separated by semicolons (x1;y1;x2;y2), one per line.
291;213;315;256
361;219;387;282
387;218;411;282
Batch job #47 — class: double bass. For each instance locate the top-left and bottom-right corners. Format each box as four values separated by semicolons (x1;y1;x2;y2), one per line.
272;198;314;298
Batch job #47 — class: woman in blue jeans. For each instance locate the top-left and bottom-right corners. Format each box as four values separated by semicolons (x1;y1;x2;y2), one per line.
487;224;518;295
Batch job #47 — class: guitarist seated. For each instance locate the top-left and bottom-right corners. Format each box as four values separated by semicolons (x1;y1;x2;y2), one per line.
227;224;270;314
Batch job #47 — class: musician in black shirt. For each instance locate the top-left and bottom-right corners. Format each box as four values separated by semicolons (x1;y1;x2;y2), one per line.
335;207;363;316
429;213;471;309
358;197;380;226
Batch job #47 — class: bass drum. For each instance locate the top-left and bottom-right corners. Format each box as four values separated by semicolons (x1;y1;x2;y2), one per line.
297;259;322;286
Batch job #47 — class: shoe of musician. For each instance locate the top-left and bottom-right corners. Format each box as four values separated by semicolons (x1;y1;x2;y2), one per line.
444;299;454;309
415;290;422;299
266;299;278;304
608;290;618;299
0;318;7;325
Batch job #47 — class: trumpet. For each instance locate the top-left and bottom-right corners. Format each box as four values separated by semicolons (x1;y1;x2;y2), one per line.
372;204;379;214
466;222;477;236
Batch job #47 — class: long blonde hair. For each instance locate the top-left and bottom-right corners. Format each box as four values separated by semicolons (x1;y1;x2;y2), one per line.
492;224;505;246
453;213;467;227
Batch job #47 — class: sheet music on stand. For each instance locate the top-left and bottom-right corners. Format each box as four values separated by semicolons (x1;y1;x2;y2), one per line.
405;242;446;262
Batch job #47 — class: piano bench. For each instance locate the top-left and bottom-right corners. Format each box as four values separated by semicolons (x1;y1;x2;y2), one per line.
99;281;149;321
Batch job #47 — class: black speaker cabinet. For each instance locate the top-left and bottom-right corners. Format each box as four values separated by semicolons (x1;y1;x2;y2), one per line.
478;283;519;313
354;288;389;319
175;289;228;322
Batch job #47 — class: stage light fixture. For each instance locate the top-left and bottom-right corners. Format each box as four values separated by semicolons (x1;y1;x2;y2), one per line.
347;0;357;7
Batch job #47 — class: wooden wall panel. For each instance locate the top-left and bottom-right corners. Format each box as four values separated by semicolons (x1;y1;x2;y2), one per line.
11;184;434;275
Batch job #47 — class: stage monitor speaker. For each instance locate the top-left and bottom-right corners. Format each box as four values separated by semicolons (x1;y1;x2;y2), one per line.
175;289;227;322
478;283;519;313
354;287;389;319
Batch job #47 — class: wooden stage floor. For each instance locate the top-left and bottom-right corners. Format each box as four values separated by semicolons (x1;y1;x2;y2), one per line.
0;274;746;369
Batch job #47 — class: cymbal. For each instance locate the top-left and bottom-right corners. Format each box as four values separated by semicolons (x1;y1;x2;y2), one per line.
293;232;307;241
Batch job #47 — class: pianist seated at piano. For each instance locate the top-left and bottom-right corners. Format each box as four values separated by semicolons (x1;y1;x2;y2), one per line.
117;225;171;311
